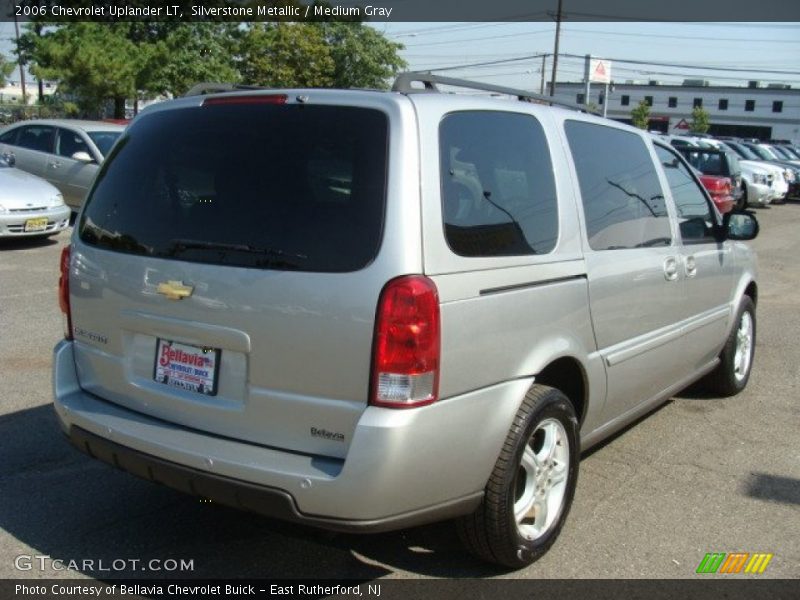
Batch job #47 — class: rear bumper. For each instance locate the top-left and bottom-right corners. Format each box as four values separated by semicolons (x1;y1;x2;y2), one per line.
54;340;530;531
66;426;478;533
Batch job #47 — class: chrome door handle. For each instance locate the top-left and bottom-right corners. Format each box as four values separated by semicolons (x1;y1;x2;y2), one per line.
49;161;61;169
663;257;679;281
685;255;697;278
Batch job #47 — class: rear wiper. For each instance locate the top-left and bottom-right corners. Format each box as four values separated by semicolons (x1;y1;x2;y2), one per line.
165;239;308;267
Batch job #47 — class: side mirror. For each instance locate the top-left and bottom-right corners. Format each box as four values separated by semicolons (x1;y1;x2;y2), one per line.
71;151;94;163
723;211;759;241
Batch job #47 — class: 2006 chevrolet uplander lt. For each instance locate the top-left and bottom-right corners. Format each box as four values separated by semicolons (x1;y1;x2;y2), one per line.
53;74;759;568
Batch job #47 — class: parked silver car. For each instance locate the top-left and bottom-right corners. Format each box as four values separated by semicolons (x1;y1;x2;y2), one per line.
0;119;124;213
0;157;70;238
53;75;759;568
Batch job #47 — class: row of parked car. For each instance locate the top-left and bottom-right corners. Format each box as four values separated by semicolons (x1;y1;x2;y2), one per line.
0;119;124;239
656;133;800;212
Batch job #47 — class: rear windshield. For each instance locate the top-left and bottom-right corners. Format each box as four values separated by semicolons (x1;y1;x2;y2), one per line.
678;149;726;176
79;103;388;272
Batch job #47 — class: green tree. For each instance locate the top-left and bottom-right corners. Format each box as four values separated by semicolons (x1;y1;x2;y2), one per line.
238;22;405;90
318;23;406;89
0;54;14;87
690;105;711;134
239;23;334;88
29;23;145;117
631;99;650;130
142;23;241;98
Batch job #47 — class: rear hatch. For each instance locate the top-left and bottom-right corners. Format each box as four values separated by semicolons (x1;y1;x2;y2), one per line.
69;95;395;459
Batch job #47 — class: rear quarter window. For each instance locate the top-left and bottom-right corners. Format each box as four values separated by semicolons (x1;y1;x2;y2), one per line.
439;111;558;257
79;103;388;272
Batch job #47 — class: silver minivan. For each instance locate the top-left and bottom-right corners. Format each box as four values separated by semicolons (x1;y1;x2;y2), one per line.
53;75;759;568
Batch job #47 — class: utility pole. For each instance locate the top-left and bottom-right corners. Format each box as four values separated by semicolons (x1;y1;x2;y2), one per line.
540;54;547;95
12;1;27;105
549;0;563;96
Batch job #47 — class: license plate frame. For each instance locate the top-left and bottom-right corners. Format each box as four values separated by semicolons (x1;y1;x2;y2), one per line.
153;338;220;396
24;217;49;232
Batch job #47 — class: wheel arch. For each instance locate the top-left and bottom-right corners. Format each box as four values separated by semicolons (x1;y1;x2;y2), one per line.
534;356;589;427
744;280;758;307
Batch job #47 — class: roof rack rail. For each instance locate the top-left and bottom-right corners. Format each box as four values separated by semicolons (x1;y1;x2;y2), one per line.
184;82;269;97
392;72;599;115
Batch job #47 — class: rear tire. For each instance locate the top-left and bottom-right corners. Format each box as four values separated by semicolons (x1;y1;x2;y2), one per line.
457;385;579;568
702;296;756;396
740;183;748;210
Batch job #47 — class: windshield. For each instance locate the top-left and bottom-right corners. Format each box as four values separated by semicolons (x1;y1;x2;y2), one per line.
87;131;123;158
746;144;776;160
769;145;794;160
79;103;388;273
730;143;759;161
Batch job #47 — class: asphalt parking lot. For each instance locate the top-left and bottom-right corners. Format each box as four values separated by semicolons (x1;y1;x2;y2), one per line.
0;204;798;581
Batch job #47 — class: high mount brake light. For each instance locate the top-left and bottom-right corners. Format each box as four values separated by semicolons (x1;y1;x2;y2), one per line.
202;95;288;107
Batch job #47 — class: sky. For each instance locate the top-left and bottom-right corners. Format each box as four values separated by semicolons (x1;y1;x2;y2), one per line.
1;21;799;91
374;22;800;90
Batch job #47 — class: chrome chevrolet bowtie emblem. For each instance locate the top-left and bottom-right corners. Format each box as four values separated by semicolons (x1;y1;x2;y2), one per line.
156;280;194;300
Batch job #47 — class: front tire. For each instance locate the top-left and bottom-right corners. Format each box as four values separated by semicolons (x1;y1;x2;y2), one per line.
457;385;579;568
702;296;756;396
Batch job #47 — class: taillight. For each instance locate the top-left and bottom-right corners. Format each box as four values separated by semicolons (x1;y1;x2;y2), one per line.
58;245;73;340
202;94;287;107
371;275;440;408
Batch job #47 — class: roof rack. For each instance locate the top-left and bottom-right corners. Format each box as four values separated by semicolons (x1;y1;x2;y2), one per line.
184;82;269;97
392;72;599;115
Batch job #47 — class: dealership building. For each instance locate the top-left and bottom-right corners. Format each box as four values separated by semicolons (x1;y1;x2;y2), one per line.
548;80;800;142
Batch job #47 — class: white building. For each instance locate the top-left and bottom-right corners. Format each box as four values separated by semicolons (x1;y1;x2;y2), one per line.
548;80;800;143
0;79;58;104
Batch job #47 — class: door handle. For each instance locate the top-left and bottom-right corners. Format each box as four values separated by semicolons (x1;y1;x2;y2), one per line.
685;255;697;278
663;257;679;281
49;161;61;169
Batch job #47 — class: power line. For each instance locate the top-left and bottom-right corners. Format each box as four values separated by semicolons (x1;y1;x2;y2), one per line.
419;52;800;78
562;27;800;44
387;23;509;38
418;53;547;73
402;29;552;48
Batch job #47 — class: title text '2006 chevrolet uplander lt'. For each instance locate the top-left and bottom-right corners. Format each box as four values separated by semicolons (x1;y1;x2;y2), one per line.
53;74;759;568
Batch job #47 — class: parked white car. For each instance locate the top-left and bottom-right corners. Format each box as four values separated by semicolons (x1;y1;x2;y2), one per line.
723;141;789;203
0;157;70;238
